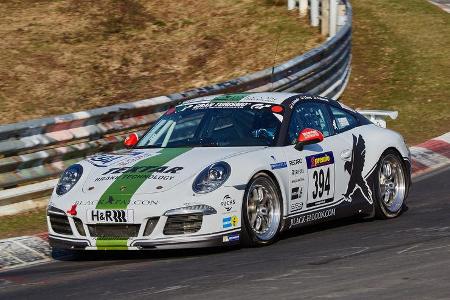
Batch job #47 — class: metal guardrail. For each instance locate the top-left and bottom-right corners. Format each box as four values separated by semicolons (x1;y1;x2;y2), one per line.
0;1;352;206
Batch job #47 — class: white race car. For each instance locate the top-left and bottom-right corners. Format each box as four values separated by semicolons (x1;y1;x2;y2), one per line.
47;93;411;250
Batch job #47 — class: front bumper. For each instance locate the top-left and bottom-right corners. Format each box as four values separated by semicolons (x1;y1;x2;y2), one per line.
49;228;241;250
48;183;244;250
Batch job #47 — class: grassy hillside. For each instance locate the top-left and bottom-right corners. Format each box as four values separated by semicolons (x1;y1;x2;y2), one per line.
343;0;450;144
0;0;321;124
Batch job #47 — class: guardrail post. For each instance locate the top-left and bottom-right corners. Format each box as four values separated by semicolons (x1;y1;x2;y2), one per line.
299;0;308;17
310;0;320;27
329;0;338;37
321;0;330;36
337;3;347;30
288;0;297;10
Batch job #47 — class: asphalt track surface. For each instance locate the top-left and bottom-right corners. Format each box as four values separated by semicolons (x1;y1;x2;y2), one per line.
1;167;450;300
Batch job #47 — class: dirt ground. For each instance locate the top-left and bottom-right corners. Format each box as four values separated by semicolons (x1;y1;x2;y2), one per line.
0;0;321;124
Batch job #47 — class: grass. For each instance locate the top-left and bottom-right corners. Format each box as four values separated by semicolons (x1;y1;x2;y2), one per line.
0;207;47;239
0;0;321;124
342;0;450;144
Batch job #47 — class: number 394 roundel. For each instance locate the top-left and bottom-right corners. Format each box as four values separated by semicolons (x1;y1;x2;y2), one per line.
48;93;412;250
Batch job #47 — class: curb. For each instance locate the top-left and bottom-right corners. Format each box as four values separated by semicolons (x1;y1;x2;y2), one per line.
1;132;449;270
410;132;450;176
427;0;450;13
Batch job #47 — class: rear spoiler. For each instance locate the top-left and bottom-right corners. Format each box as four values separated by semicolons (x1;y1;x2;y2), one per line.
356;110;398;128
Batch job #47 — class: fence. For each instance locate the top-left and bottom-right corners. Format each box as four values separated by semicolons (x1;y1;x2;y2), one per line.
0;0;352;208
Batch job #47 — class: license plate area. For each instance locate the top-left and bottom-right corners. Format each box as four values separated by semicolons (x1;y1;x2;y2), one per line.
87;209;134;224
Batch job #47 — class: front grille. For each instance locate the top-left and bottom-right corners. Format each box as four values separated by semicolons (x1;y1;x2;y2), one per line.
163;213;203;235
49;214;73;235
88;224;140;238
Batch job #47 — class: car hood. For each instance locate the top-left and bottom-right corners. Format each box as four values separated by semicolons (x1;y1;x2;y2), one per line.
80;147;263;200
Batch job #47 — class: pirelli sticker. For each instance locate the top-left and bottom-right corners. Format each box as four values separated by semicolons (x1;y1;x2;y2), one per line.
306;151;334;169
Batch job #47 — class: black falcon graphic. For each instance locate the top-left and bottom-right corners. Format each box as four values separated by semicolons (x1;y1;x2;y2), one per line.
343;134;373;204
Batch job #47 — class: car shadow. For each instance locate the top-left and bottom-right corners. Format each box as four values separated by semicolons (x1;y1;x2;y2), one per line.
52;213;403;262
51;244;240;262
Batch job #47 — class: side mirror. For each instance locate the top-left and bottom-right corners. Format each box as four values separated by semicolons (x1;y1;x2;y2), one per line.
294;128;324;151
124;133;139;148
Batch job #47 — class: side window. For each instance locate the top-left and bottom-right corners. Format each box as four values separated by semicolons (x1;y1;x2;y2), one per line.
329;106;358;133
288;102;333;144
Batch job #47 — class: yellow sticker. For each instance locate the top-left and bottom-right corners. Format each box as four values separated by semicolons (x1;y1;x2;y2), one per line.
231;215;239;227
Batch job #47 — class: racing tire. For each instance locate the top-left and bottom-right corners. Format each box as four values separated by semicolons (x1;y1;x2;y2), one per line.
241;173;283;247
373;149;408;219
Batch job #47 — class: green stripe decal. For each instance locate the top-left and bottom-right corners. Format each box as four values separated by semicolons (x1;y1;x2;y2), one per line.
96;238;128;250
211;93;250;102
96;147;192;210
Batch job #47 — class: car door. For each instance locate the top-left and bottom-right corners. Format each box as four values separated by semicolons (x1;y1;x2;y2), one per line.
283;101;351;216
327;104;374;207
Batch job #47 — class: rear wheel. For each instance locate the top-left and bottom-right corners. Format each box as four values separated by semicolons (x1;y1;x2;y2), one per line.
241;173;283;247
374;150;407;218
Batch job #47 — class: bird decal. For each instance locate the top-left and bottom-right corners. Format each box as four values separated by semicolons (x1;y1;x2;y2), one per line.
343;134;373;204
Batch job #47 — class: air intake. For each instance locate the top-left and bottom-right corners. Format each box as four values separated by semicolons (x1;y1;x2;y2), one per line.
163;213;203;235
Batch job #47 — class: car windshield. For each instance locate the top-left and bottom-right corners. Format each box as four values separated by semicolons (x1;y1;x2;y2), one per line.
136;102;283;148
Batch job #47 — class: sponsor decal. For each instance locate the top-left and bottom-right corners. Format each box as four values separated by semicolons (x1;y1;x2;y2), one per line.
270;162;287;170
223;233;240;243
223;216;239;229
292;177;305;184
291;187;303;200
289;158;303;166
221;195;236;212
116;152;155;167
75;200;96;206
343;135;373;204
89;209;133;223
337;117;350;128
250;103;272;110
131;200;159;206
96;148;192;210
101;166;183;176
299;95;316;100
306;197;334;208
291;169;304;176
191;102;250;110
290;202;303;212
306;152;335;169
289;99;300;109
94;166;183;182
289;208;336;228
93;197;159;207
87;151;147;167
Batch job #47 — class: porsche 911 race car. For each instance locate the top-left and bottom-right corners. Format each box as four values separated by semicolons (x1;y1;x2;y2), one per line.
47;92;411;250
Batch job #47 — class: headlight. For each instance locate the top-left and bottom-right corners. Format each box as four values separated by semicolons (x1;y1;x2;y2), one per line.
192;162;231;194
55;164;83;196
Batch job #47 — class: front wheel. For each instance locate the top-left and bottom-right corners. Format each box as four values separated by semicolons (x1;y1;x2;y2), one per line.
241;173;283;247
374;150;408;218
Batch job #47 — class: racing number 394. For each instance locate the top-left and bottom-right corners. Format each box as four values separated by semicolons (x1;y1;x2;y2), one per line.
312;168;331;199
